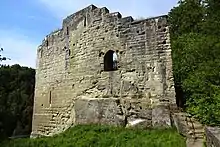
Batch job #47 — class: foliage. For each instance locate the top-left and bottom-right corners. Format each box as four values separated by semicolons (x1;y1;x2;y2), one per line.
0;48;7;61
183;60;220;125
168;0;204;39
171;33;220;85
202;0;220;36
0;65;35;139
169;0;220;125
2;125;186;147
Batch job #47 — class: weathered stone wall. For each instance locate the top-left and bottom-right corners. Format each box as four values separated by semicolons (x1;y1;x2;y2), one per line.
205;127;220;147
31;4;175;136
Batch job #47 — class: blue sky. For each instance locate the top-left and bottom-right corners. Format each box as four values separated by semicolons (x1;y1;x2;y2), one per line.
0;0;178;68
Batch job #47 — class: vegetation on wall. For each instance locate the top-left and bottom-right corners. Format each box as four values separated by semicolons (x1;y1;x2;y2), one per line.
0;64;35;139
169;0;220;125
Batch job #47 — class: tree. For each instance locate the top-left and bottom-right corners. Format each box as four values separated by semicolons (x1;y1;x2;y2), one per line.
168;0;204;39
202;0;220;36
0;65;35;139
183;59;220;125
168;0;220;125
0;48;6;61
168;0;205;108
0;48;10;62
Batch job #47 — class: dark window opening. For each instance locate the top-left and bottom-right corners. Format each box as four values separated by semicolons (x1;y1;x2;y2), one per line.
49;91;52;107
66;27;69;35
39;49;43;58
104;50;118;71
46;40;49;47
84;17;87;27
162;40;166;44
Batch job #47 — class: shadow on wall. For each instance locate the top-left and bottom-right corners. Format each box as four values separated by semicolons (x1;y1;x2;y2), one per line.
175;84;186;109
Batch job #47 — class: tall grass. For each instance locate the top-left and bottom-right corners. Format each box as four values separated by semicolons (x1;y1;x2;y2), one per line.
2;125;186;147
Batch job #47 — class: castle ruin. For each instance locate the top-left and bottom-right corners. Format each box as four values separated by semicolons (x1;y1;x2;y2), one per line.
31;5;176;136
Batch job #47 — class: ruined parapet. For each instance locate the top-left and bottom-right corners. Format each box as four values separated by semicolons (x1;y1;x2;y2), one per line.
31;4;176;137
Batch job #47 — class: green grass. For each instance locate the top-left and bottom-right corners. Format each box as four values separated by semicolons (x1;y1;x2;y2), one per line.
1;125;186;147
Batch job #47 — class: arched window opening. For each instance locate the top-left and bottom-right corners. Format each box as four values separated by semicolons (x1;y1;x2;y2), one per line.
104;50;118;71
49;91;52;107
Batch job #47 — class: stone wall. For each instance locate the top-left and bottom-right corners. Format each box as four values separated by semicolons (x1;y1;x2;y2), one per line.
31;4;175;136
205;127;220;147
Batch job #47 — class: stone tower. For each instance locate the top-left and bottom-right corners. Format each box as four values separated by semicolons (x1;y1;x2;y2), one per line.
31;5;176;136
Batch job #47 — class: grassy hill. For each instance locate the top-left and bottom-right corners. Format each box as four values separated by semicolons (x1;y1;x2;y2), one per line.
1;125;186;147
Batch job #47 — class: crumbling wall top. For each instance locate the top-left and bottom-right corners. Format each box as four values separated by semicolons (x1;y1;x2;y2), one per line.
62;4;97;27
131;15;168;25
40;5;168;50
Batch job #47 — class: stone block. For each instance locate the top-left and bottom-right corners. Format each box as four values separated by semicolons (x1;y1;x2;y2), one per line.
152;105;171;128
205;127;220;147
172;113;188;136
74;98;125;126
137;109;152;119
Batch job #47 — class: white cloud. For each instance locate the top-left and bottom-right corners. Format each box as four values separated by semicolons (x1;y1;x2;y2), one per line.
37;0;178;19
0;29;38;68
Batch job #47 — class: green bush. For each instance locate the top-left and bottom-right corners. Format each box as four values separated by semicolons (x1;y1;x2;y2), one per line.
183;60;220;125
